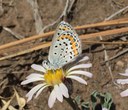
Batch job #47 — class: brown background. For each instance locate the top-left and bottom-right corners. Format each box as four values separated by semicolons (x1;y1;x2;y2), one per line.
0;0;128;110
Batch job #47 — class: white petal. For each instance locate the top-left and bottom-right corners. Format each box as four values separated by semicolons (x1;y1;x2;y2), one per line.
21;78;44;85
48;89;56;108
125;68;128;73
35;85;48;98
102;108;108;110
31;64;46;73
118;68;128;76
67;75;87;85
59;83;69;98
119;73;128;76
78;56;89;62
26;84;45;102
67;64;92;72
26;73;44;79
117;79;128;84
120;89;128;97
54;85;63;102
68;70;93;78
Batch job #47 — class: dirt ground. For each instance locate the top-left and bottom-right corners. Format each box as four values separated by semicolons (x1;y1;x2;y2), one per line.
0;0;128;110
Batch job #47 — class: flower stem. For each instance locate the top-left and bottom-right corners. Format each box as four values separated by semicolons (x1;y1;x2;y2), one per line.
65;97;80;110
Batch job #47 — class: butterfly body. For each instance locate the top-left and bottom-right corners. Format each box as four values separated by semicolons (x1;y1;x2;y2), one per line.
43;21;82;70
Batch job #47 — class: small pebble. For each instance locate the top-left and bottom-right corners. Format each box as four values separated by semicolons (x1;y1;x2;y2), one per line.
116;61;125;68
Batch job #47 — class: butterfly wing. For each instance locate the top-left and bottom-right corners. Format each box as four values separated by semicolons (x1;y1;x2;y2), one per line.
48;21;82;69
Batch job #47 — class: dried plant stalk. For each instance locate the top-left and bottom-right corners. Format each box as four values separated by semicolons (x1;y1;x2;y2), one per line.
80;27;128;40
82;41;128;45
0;26;128;61
0;42;51;61
0;18;128;50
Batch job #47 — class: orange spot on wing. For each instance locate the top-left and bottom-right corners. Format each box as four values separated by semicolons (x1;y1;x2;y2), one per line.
59;26;70;31
58;35;78;56
72;42;78;56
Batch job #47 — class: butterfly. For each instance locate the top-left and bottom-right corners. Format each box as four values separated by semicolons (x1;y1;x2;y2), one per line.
43;21;82;70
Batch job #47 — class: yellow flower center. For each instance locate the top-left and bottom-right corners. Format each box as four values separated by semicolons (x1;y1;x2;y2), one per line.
44;69;64;86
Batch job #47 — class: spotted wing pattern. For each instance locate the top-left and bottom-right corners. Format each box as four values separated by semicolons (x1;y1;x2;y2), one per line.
48;21;82;69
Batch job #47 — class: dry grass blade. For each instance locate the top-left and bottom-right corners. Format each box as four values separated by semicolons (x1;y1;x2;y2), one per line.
0;42;51;61
104;48;128;62
1;94;15;110
27;0;43;33
100;6;128;84
0;40;127;61
1;99;12;110
80;27;128;40
82;41;128;45
39;0;70;33
80;27;128;39
105;5;128;20
3;27;24;39
0;31;54;50
75;17;128;30
0;26;128;61
0;18;128;50
14;88;26;109
2;100;17;110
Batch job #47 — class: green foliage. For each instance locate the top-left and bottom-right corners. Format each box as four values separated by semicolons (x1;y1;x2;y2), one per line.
91;91;113;110
75;91;113;110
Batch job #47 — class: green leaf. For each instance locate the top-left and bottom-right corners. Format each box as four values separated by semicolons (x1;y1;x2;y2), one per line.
81;102;90;110
75;96;81;105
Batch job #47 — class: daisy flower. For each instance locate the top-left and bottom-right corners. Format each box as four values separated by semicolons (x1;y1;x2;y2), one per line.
117;67;128;97
21;56;92;108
